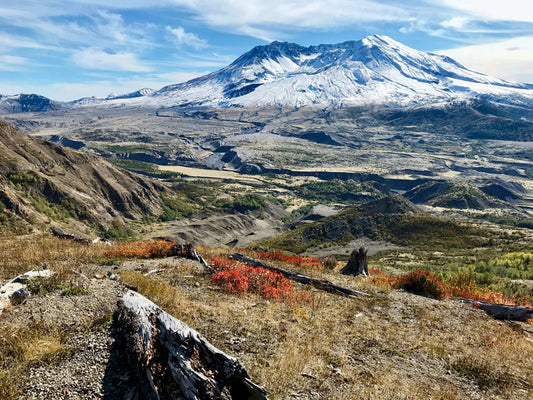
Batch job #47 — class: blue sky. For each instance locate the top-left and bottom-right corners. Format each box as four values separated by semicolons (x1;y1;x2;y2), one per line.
1;0;532;101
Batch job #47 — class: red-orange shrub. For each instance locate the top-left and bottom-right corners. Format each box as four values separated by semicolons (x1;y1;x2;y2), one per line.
368;268;395;288
210;256;311;303
393;270;448;300
105;240;176;259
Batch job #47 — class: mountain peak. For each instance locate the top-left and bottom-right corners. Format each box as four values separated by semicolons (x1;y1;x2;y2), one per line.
80;35;533;109
361;34;399;46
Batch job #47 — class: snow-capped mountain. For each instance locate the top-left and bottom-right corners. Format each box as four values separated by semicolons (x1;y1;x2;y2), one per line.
0;93;62;113
72;88;154;106
118;35;533;108
3;35;533;112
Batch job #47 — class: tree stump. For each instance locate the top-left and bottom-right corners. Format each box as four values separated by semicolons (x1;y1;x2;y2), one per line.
341;247;369;276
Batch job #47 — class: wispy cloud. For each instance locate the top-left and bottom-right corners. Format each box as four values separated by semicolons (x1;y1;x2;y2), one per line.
440;1;533;23
72;48;151;72
436;35;533;83
173;0;409;40
440;17;470;30
0;34;52;50
166;26;207;49
0;55;27;71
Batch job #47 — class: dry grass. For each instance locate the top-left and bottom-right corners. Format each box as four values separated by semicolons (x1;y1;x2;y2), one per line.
0;233;107;281
0;322;73;400
1;239;531;399
121;259;533;400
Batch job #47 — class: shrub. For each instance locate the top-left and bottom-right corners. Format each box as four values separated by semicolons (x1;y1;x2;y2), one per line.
231;194;265;213
210;257;311;303
61;286;91;297
445;268;532;306
393;270;448;300
368;269;395;289
321;256;338;270
159;195;194;221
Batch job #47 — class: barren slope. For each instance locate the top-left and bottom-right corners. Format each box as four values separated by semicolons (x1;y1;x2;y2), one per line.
0;120;167;231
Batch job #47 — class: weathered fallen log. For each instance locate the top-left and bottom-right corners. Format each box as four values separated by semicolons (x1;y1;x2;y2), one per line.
170;243;213;273
114;290;268;400
462;299;533;321
49;227;91;244
231;253;370;297
0;269;53;315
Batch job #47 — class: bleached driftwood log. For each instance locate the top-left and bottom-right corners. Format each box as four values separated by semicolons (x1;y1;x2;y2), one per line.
0;269;53;315
231;253;369;297
462;299;533;321
114;290;268;400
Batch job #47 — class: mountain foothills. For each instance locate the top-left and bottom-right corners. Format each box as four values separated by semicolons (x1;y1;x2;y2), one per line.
0;120;167;233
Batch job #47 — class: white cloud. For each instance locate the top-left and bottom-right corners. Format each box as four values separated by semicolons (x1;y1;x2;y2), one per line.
166;26;207;49
440;17;470;30
436;36;533;84
440;1;533;23
72;48;152;72
0;55;27;70
169;0;409;40
94;11;129;43
0;34;50;49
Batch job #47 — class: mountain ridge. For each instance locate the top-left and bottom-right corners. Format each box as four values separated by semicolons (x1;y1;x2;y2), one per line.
0;119;167;232
141;34;533;108
2;35;533;112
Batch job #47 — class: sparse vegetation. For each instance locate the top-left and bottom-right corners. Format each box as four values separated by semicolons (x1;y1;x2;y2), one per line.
0;322;73;400
293;179;385;204
159;194;195;221
108;159;182;180
0;236;531;399
217;194;266;213
104;240;178;259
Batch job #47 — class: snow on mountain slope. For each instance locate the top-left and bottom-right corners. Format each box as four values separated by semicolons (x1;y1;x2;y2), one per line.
0;93;63;113
84;35;533;108
72;88;155;106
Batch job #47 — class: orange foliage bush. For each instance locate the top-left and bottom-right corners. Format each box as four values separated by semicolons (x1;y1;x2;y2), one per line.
256;252;321;269
393;270;449;300
104;240;177;259
368;268;395;288
210;256;311;303
447;286;532;307
369;268;531;307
